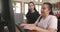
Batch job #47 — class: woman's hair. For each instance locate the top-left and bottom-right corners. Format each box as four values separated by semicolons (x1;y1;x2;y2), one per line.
43;2;54;15
28;2;37;13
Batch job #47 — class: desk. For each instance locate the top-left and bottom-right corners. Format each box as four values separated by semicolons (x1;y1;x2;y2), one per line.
16;26;20;32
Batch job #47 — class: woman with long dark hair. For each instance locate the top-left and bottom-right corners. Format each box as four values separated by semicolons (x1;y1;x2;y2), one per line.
26;2;40;24
21;2;58;32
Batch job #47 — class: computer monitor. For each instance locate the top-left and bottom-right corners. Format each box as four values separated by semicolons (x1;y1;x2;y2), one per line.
1;0;24;32
0;0;16;32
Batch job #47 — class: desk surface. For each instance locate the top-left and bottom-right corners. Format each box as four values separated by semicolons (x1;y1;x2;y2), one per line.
16;26;20;32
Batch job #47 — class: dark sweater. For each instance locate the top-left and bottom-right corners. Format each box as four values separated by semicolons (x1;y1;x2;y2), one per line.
26;11;40;24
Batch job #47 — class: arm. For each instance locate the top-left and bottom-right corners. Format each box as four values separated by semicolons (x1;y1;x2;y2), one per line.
35;27;56;32
23;24;56;32
24;16;57;32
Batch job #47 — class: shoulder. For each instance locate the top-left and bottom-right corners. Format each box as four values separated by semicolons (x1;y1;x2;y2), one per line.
49;15;57;19
49;15;58;22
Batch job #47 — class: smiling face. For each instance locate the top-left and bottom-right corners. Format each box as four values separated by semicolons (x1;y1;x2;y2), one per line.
41;4;50;16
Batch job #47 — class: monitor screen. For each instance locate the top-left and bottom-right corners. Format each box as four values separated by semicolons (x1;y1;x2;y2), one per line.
0;0;16;32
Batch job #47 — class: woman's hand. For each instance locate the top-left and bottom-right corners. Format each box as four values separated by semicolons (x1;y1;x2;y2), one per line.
20;24;36;30
20;23;28;27
20;24;35;27
23;24;37;30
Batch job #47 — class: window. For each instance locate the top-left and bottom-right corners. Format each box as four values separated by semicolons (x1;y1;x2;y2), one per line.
25;3;28;14
39;5;42;14
39;0;43;2
13;2;21;13
24;3;28;19
35;5;39;11
35;5;42;14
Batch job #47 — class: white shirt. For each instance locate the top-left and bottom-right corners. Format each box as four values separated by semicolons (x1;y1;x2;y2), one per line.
35;15;58;32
